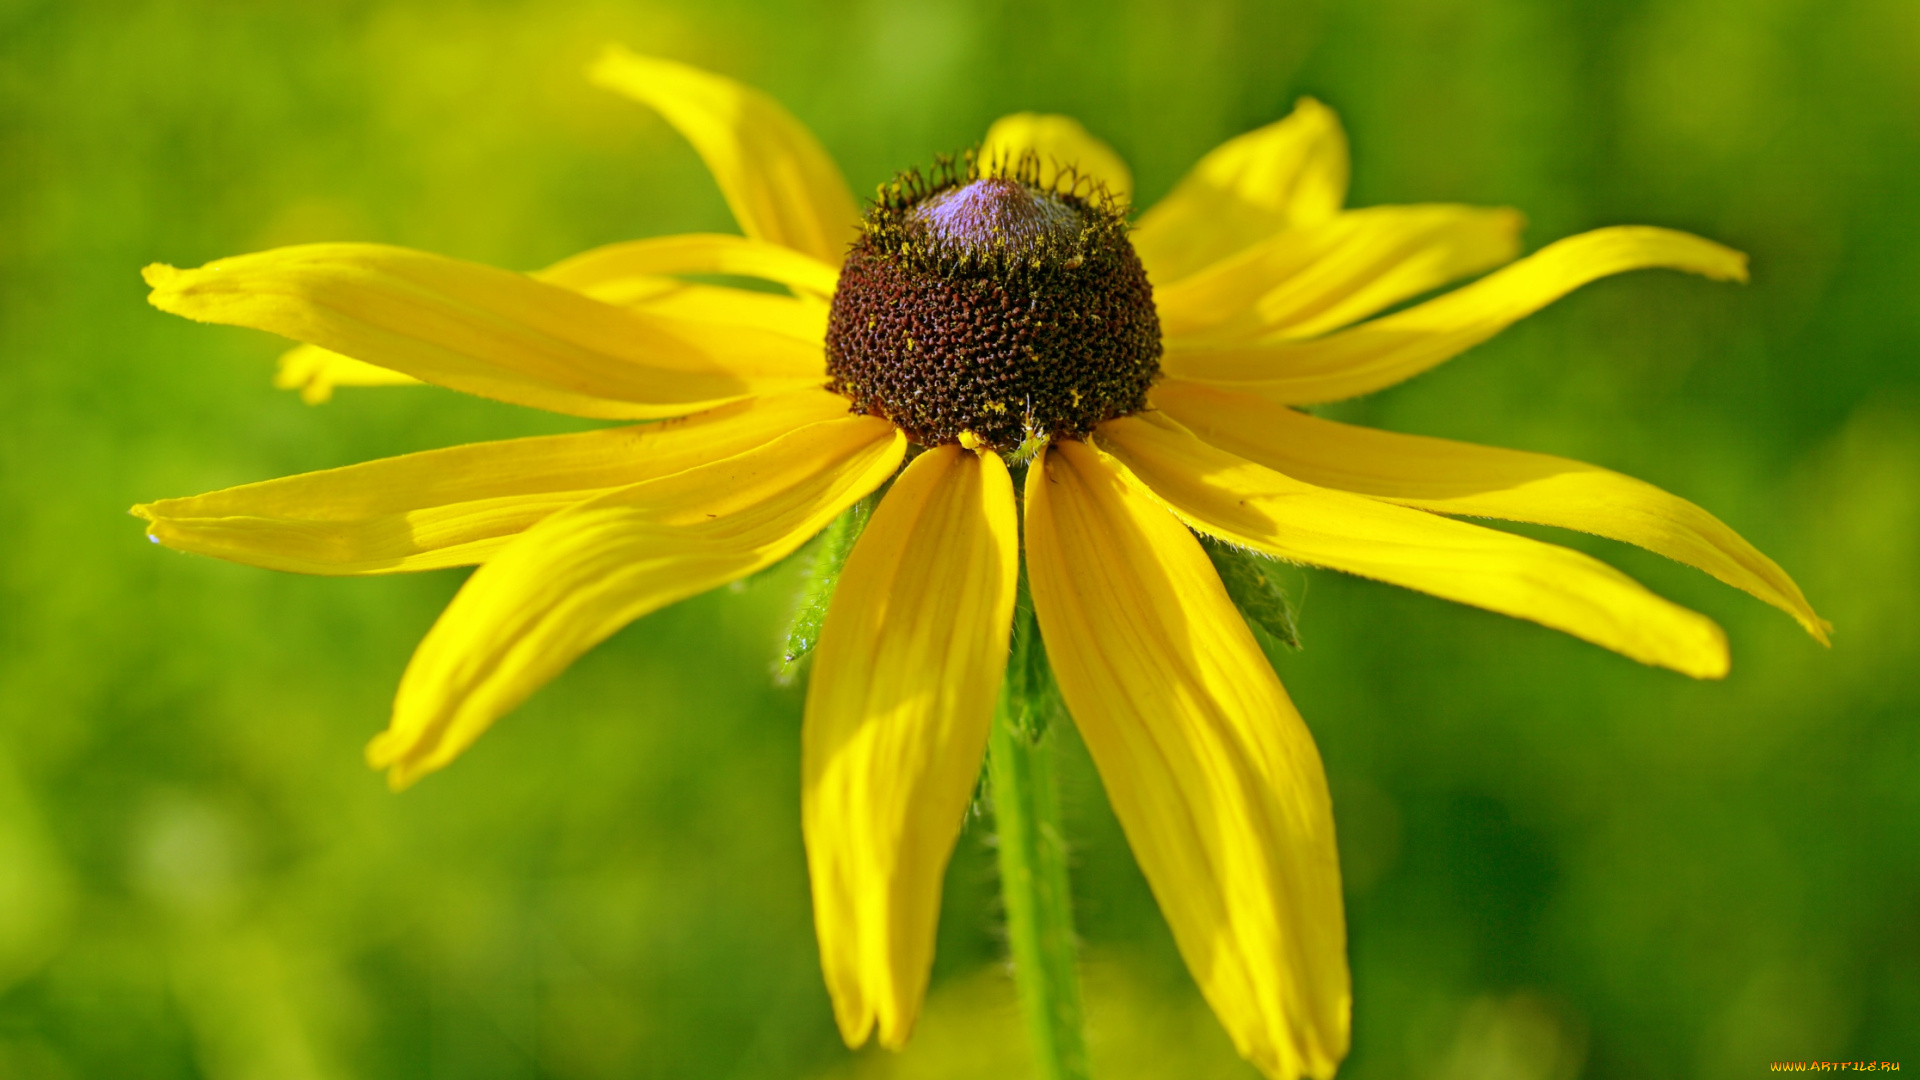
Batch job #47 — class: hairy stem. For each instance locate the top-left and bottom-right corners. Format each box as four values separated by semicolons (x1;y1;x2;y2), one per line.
990;583;1091;1080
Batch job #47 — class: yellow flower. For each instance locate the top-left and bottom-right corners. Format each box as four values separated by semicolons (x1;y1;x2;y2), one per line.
132;48;1827;1080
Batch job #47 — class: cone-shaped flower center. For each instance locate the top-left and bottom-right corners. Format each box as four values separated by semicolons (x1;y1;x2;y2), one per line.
825;165;1162;452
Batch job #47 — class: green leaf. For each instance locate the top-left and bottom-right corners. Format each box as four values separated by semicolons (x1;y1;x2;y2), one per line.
781;491;878;670
1199;534;1303;651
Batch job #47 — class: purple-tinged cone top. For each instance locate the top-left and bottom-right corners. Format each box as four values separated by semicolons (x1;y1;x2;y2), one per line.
909;178;1081;252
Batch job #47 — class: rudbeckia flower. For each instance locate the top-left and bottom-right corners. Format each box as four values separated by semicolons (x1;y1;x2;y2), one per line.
133;48;1827;1080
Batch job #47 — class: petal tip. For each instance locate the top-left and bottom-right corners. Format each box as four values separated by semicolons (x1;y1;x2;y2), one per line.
1727;250;1752;284
142;262;187;309
830;998;877;1050
875;1015;916;1051
364;728;404;770
1688;624;1733;680
367;736;424;792
1291;95;1335;120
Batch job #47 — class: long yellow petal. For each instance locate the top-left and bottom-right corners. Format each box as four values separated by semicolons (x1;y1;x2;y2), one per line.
1024;441;1349;1080
272;295;817;407
803;446;1018;1049
1154;380;1831;644
275;236;832;406
1132;99;1349;285
589;47;860;266
1155;205;1524;343
980;113;1133;203
131;390;851;575
367;416;904;788
1098;413;1730;678
1162;226;1748;403
145;243;824;420
275;344;422;403
538;233;842;299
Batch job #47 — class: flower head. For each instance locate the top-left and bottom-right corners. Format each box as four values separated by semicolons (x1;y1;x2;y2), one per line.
133;47;1826;1080
827;152;1160;450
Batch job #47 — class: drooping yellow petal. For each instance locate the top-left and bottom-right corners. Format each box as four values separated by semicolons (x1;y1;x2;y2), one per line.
1132;99;1349;285
1154;380;1831;644
1155;205;1525;343
1098;413;1730;678
276;344;422;403
538;232;842;300
131;390;851;575
1024;441;1349;1080
980;113;1134;203
589;47;861;266
803;446;1018;1050
145;244;824;420
1162;226;1748;403
367;416;904;789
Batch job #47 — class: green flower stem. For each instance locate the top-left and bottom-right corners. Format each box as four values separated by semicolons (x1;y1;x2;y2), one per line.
990;584;1091;1080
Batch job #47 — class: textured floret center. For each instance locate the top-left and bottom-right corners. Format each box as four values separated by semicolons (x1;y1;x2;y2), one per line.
824;166;1162;452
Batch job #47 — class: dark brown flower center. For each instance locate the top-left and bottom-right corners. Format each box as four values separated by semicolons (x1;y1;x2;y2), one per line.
824;161;1162;452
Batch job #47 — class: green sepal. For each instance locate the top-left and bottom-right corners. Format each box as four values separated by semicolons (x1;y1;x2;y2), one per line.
781;491;878;670
1199;534;1303;651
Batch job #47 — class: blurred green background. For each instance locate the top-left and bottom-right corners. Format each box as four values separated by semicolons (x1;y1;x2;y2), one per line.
3;0;1916;1077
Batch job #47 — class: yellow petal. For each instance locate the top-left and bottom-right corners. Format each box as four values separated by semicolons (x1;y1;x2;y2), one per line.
1154;380;1831;644
589;47;861;266
610;279;829;343
145;243;824;420
272;236;833;405
980;113;1133;203
367;415;904;788
131;389;851;575
1132;99;1349;284
1155;205;1524;343
1024;441;1349;1080
1162;226;1748;403
539;235;831;354
538;232;842;300
1097;413;1730;678
803;446;1018;1049
273;287;822;406
275;344;422;404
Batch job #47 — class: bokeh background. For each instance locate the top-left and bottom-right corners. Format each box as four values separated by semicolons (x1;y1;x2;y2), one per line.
3;0;1917;1077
